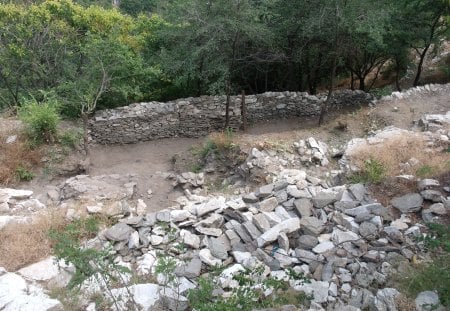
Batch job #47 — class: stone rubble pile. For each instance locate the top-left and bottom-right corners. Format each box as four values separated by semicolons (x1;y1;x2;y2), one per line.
376;83;450;102
419;111;450;131
90;169;448;310
239;137;339;185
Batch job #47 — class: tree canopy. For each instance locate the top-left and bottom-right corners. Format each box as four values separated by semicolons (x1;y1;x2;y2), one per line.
0;0;448;114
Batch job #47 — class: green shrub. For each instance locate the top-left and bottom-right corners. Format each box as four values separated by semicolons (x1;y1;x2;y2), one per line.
349;158;386;184
416;165;435;178
19;97;60;144
370;85;393;99
59;130;82;149
15;166;34;182
398;223;450;307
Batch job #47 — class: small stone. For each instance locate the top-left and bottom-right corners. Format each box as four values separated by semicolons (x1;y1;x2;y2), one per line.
170;210;192;222
242;193;258;203
421;190;443;202
349;183;366;201
294;198;312;217
259;197;278;212
312;191;340;208
104;223;135;242
359;222;378;240
391;193;423;213
199;249;222;266
175;257;202;278
415;291;443;311
297;235;319;250
429;203;446;215
418;179;440;191
312;241;335;254
257;184;274;198
180;230;200;249
300;217;325;236
195;226;222;237
253;213;271;232
257;217;300;247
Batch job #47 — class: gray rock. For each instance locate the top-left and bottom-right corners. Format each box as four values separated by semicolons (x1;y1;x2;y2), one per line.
418;179;440;191
300;217;325;236
104;223;135;242
349;183;366;201
242;193;258;203
294;280;329;303
196;197;226;217
312;191;340;208
207;236;230;260
429;203;446;215
294;198;312;217
257;184;274;198
297;235;319;250
259;197;278;212
243;221;262;240
156;210;171;222
225;229;241;246
421;190;443;202
160;287;189;311
278;232;290;252
349;288;375;310
295;249;321;264
175;257;202;278
331;228;360;244
180;230;200;249
312;241;335;254
371;288;400;311
415;291;444;311
199;249;222;266
391;193;423;213
253;213;271;232
229;220;253;243
359;222;378;240
383;226;403;242
195;226;222;237
257;217;300;247
321;261;334;281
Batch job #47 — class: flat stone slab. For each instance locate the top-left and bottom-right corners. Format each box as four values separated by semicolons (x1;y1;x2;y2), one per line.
391;193;423;213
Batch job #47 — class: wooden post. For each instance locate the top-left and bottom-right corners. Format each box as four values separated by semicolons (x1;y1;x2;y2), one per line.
241;90;247;131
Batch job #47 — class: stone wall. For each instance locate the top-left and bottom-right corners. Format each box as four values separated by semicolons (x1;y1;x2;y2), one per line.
89;90;372;144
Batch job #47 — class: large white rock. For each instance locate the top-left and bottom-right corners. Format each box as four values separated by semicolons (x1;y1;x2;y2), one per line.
0;272;62;311
199;249;222;266
0;188;33;200
18;257;72;287
294;280;330;303
257;217;300;247
110;283;160;311
195;196;226;217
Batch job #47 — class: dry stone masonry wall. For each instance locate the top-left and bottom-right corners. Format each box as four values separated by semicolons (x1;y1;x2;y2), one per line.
89;90;372;144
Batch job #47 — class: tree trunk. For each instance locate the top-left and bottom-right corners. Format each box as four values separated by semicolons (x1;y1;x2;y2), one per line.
318;55;337;126
395;60;402;92
82;113;90;157
225;80;231;129
241;90;247;131
413;44;430;87
350;72;355;90
359;76;365;91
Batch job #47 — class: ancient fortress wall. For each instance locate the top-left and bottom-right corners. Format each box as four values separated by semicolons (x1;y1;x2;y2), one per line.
89;90;372;144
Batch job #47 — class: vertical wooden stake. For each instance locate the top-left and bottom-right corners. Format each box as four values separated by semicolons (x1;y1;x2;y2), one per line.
241;90;247;131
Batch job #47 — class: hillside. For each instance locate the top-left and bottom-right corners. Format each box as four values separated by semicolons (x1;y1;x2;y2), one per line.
0;84;449;311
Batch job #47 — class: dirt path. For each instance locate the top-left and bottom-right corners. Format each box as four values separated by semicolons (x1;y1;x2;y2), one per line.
88;137;200;210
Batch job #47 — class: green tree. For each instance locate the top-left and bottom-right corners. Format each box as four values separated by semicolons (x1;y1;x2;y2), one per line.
155;0;271;127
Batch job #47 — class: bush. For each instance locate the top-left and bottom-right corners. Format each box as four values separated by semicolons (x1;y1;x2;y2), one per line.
15;165;34;181
18;97;60;144
349;158;386;184
59;130;82;149
397;223;450;307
